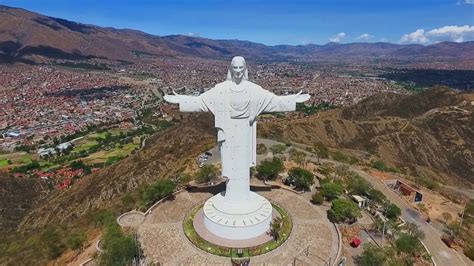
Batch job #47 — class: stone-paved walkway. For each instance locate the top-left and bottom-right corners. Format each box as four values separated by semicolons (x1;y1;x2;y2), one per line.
137;186;339;265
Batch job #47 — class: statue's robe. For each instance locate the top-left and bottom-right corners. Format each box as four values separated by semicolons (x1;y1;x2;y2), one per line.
177;80;298;201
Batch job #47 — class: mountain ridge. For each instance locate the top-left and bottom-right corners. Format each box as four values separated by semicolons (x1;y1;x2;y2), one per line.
1;4;474;63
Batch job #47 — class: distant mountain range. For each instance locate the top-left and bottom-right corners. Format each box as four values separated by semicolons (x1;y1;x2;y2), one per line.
1;4;474;63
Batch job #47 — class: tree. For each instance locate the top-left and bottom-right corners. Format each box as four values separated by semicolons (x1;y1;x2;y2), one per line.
311;193;324;205
289;148;306;167
67;231;87;251
327;199;361;223
142;179;176;207
320;182;343;201
286;167;314;191
195;164;217;184
385;203;401;220
40;227;66;259
346;175;371;195
313;142;329;159
269;217;282;241
256;157;283;181
356;243;388;266
395;233;423;256
335;164;350;179
100;223;138;266
404;222;425;239
367;189;386;204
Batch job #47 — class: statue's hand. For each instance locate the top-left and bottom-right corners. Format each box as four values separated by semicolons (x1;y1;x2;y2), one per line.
163;91;180;104
295;91;310;103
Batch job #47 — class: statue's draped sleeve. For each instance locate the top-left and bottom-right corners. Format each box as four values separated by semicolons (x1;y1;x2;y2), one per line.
254;88;298;117
176;90;214;114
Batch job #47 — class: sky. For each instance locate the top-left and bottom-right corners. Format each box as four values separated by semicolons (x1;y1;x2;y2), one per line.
1;0;473;45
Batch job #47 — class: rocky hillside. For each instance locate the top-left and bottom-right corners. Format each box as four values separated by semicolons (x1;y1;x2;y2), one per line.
259;87;474;185
0;175;49;238
18;113;215;231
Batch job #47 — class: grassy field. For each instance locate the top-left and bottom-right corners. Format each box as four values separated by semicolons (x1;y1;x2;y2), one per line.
0;159;9;168
1;128;139;170
82;142;139;164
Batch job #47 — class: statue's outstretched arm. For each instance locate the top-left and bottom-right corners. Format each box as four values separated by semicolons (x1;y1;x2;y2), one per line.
294;90;311;103
260;90;310;114
163;90;212;113
163;90;180;104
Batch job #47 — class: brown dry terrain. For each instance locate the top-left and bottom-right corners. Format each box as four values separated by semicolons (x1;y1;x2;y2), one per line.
0;175;49;238
259;87;474;186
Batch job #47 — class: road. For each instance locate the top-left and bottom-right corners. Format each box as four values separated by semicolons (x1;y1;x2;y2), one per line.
350;167;469;266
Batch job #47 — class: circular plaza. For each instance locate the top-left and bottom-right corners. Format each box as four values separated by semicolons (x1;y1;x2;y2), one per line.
129;180;340;265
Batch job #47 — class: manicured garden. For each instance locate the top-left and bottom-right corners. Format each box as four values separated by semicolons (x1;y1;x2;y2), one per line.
183;203;292;257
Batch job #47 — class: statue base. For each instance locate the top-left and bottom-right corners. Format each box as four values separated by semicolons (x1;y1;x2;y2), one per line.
203;191;273;240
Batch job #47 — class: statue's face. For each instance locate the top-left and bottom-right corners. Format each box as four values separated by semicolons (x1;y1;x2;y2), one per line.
231;59;246;79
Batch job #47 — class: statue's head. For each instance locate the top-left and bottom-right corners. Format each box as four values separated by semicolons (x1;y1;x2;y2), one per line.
227;56;248;82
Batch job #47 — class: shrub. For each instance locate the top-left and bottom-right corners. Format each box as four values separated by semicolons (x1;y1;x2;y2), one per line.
357;244;389;266
270;144;287;154
372;160;386;171
464;244;474;261
195;164;217;184
256;157;283;180
320;182;344;201
67;231;87;251
327;199;361;223
311;193;324;205
40;227;66;259
415;175;440;190
332;151;358;164
385;203;401;220
256;143;267;155
286;167;314;191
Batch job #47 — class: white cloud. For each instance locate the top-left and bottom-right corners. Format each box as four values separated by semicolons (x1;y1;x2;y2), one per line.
329;32;346;43
400;29;429;44
457;0;474;5
427;25;474;42
380;37;388;42
400;25;474;44
187;32;201;37
356;33;374;41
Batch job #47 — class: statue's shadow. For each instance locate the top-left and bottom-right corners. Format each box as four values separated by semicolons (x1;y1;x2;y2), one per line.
186;180;280;195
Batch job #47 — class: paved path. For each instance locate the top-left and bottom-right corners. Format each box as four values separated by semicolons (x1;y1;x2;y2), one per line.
136;185;339;265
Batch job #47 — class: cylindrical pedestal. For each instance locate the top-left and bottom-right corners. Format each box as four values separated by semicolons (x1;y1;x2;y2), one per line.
203;191;273;240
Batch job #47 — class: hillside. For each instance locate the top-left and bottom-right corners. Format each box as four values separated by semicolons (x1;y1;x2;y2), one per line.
259;87;474;185
1;5;474;63
17;113;215;231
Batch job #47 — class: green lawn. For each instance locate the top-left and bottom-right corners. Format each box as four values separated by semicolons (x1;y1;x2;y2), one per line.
74;140;99;152
21;154;32;164
0;159;10;168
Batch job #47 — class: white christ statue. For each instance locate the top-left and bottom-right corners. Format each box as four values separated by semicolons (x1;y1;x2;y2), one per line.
164;56;309;240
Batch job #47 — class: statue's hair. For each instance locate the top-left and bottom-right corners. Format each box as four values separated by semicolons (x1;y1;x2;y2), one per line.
226;56;248;81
